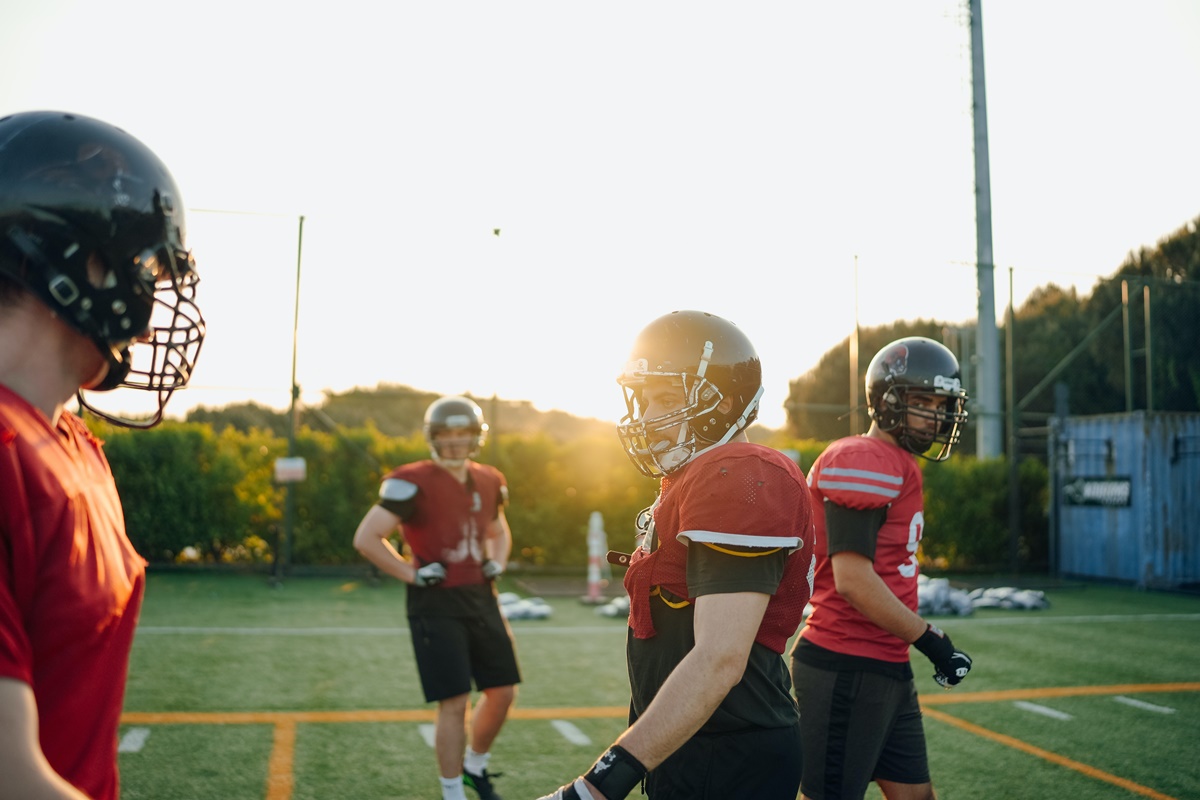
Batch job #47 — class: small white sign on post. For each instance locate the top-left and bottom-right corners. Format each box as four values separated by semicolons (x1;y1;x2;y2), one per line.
274;457;307;484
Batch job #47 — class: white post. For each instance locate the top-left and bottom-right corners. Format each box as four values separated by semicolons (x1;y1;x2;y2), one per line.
583;511;609;604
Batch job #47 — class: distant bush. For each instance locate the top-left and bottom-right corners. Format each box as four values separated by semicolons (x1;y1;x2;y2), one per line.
94;420;1049;573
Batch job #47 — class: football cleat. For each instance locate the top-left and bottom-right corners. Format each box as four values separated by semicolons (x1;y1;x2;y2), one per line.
463;766;504;800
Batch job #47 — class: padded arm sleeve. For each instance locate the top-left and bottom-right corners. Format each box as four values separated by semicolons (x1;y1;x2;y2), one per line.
377;478;418;519
824;499;887;560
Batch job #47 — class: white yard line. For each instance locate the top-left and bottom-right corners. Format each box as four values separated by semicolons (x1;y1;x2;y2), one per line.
1013;701;1073;720
1113;695;1177;714
551;720;592;745
418;724;436;748
118;727;151;753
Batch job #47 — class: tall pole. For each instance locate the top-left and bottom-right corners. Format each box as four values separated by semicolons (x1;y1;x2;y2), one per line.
1122;280;1133;412
850;255;861;435
1144;284;1153;412
282;215;305;580
970;0;1002;458
1006;268;1020;574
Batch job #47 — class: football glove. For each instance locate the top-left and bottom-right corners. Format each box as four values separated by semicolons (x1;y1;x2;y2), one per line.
913;623;973;688
481;559;505;580
413;562;447;587
536;779;595;800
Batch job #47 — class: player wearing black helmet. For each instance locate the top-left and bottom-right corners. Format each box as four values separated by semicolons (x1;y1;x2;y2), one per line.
539;310;816;800
0;110;206;800
790;336;973;800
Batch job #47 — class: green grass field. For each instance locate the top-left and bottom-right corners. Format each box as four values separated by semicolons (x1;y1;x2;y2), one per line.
119;572;1200;799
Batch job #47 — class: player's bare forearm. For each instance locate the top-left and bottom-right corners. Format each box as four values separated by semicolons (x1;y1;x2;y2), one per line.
486;511;513;565
0;680;91;800
831;552;928;643
352;507;412;582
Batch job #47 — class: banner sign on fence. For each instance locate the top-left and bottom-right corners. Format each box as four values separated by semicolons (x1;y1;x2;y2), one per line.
1063;476;1132;507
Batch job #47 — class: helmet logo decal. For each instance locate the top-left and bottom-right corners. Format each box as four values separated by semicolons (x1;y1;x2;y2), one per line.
623;358;649;379
934;375;962;392
882;344;909;378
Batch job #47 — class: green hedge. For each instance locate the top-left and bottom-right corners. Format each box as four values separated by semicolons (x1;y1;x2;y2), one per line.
94;422;1048;573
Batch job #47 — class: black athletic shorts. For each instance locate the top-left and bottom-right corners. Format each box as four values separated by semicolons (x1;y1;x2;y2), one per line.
408;608;521;703
644;723;803;800
792;658;930;799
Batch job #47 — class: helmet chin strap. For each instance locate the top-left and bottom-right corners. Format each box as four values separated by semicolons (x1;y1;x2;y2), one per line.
655;423;693;472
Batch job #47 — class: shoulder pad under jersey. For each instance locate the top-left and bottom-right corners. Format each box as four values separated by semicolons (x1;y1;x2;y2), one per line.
379;478;419;503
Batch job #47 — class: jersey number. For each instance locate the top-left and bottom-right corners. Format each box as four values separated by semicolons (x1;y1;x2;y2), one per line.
898;511;924;578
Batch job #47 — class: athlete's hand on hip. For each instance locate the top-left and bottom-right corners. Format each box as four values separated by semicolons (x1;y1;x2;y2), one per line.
913;623;973;688
481;559;505;580
412;562;447;587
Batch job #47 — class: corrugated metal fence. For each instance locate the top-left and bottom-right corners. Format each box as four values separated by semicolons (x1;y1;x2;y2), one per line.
1049;412;1200;590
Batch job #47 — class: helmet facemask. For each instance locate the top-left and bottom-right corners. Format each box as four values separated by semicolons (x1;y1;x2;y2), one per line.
423;397;488;469
618;371;722;477
874;385;967;462
77;244;206;427
866;336;969;461
617;351;763;477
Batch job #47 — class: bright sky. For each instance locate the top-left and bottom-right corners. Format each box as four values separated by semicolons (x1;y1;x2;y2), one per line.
3;1;1198;429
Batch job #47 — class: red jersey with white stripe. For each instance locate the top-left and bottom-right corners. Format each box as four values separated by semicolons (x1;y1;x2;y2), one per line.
798;435;924;663
624;442;815;654
0;386;146;800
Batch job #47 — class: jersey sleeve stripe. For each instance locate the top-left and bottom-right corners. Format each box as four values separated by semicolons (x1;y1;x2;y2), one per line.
815;479;901;499
819;466;903;484
678;530;802;548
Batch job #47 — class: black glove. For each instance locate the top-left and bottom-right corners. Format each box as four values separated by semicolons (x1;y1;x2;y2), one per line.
913;623;973;688
413;562;447;587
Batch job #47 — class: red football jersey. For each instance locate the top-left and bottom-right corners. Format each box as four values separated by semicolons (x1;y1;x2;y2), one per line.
799;435;925;663
624;442;815;654
380;459;507;589
0;386;146;800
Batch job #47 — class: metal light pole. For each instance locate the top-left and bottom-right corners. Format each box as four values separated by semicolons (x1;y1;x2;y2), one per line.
279;215;305;582
970;0;1002;458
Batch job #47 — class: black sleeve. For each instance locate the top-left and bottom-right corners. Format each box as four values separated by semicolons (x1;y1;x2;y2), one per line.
378;497;415;520
824;499;887;560
686;542;789;597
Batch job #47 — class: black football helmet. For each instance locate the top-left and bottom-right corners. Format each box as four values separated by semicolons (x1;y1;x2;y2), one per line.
0;110;205;427
866;336;968;461
617;310;763;477
424;395;488;466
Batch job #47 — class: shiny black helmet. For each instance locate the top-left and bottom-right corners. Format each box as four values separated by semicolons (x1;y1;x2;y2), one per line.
617;310;762;476
866;336;968;461
0;110;205;427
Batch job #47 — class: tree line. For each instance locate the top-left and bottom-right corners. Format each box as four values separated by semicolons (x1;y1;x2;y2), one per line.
95;214;1197;576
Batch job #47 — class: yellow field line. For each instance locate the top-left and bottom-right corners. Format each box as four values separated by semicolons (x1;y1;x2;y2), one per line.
265;718;295;800
923;708;1178;800
919;681;1200;706
120;706;629;725
120;685;1199;800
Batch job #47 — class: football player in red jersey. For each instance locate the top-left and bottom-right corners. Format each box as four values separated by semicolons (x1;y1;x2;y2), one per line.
353;396;519;800
538;310;816;800
0;111;206;799
790;336;973;800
